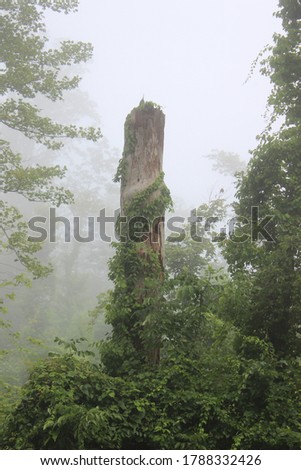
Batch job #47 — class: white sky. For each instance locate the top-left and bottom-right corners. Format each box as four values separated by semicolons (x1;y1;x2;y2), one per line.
46;0;282;206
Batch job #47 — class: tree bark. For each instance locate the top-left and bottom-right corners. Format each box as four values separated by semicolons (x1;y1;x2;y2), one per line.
120;101;166;365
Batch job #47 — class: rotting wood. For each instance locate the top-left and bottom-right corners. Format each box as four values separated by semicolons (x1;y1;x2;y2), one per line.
120;100;167;365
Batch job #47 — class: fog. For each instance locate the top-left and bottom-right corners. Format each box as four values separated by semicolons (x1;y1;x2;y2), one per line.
47;0;281;205
1;0;283;387
3;1;301;452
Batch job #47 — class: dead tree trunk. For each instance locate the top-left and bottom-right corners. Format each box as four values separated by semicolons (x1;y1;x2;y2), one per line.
119;100;167;365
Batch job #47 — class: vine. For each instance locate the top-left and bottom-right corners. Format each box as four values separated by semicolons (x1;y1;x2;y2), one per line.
123;115;137;156
102;235;165;375
105;172;172;374
138;99;163;111
113;157;127;183
113;115;135;182
113;101;163;183
117;172;173;239
108;101;171;373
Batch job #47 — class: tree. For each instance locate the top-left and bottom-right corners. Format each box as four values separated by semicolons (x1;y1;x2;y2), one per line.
205;150;247;178
0;0;101;420
0;0;101;309
101;101;173;375
222;0;301;356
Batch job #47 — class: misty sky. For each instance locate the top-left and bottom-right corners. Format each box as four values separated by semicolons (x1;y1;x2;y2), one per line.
46;0;281;206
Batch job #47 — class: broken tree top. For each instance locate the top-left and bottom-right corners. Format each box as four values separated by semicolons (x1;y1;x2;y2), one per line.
120;100;165;213
117;100;167;366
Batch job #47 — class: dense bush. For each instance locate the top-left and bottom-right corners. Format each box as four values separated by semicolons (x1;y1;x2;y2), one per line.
1;331;300;450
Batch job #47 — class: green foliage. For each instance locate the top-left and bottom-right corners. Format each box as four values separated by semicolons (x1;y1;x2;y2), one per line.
2;1;301;452
114;101;164;182
1;2;101;147
123;113;138;157
166;197;227;277
231;337;301;449
105;169;172;375
261;0;301;125
113;157;127;183
205;150;247;177
0;0;102;431
223;0;301;356
138;99;163;111
0;0;101;308
123;172;173;225
113;113;137;182
2;328;300;449
102;239;165;375
0;140;73;204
